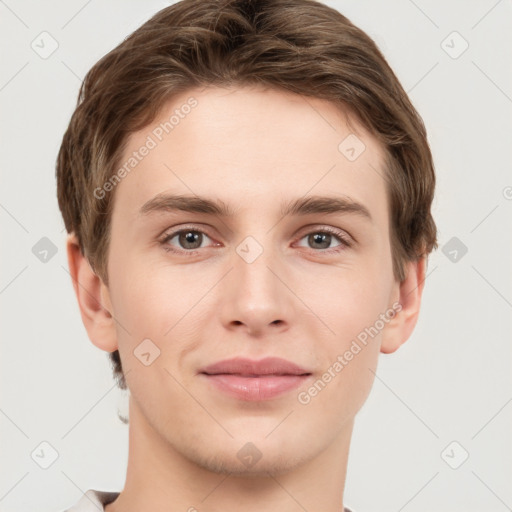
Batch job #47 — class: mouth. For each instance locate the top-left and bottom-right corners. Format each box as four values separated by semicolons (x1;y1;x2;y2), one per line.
198;356;313;401
200;373;312;401
201;372;312;377
199;356;311;376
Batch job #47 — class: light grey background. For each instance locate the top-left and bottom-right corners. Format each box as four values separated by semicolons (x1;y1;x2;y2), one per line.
1;1;511;511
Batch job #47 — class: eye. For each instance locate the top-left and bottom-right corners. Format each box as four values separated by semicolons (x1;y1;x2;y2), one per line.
159;225;352;256
160;227;215;254
295;227;352;253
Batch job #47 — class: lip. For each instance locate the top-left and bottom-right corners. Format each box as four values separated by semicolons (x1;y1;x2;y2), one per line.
200;356;311;376
199;357;312;401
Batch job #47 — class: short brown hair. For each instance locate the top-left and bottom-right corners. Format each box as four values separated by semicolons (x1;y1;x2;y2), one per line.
56;0;438;391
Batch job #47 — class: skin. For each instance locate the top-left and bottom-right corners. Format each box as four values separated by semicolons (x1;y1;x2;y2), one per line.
67;85;426;512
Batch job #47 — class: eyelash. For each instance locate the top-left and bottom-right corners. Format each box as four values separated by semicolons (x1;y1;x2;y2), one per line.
159;225;352;256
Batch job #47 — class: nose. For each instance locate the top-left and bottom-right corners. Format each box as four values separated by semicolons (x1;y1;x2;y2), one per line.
218;237;294;336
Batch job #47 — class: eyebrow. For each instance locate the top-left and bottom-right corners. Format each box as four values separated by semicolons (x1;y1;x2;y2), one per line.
139;193;372;223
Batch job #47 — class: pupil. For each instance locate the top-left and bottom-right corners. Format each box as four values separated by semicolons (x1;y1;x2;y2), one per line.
181;231;200;248
311;233;330;249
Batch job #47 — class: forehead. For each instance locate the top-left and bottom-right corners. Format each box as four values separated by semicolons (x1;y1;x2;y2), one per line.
111;85;389;229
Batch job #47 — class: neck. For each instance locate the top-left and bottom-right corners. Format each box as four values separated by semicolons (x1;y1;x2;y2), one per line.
105;394;353;512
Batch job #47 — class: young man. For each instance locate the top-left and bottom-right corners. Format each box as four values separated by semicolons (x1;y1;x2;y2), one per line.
57;0;437;510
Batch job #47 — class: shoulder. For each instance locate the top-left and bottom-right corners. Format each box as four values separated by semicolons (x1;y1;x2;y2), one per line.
61;489;120;511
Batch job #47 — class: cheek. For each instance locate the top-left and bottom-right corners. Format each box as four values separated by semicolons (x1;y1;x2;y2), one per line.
318;262;390;336
106;248;166;341
302;278;385;420
310;264;389;391
108;252;214;350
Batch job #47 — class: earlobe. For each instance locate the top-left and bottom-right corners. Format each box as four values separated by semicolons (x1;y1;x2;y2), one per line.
380;256;427;354
66;233;118;353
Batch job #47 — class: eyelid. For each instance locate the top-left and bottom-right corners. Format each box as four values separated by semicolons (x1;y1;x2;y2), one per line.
295;224;353;243
293;225;353;252
158;224;217;249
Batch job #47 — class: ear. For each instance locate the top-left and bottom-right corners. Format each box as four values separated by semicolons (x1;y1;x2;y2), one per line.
380;256;427;354
66;233;118;353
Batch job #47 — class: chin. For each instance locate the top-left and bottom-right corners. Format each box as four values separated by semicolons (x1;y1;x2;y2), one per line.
194;446;307;478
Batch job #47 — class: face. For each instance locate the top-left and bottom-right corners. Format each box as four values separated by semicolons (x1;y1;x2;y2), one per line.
103;85;400;475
